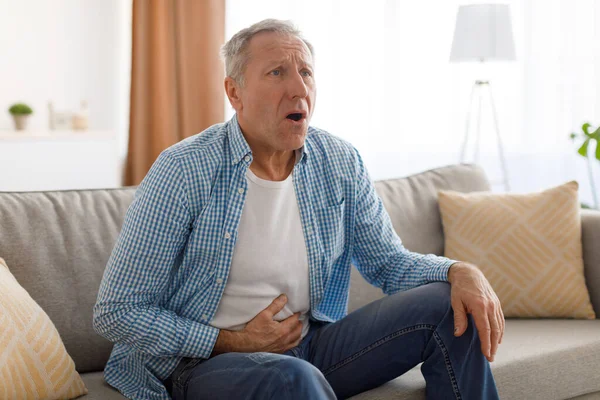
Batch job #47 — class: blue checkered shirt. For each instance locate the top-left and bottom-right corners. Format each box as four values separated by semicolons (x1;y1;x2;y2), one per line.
93;114;456;399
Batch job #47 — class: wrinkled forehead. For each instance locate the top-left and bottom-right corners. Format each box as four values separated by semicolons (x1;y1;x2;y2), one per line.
247;31;313;66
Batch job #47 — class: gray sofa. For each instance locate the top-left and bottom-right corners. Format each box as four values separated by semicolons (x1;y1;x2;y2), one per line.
1;163;599;400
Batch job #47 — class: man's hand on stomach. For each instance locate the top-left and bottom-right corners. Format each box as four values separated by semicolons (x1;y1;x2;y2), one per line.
210;294;303;357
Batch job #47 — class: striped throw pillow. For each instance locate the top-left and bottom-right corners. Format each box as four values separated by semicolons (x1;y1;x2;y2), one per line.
438;181;596;319
0;257;88;399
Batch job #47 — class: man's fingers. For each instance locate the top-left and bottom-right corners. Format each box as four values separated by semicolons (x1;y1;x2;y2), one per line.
472;310;492;359
452;299;469;336
280;312;301;329
264;294;288;318
489;310;501;361
495;308;503;346
498;307;505;344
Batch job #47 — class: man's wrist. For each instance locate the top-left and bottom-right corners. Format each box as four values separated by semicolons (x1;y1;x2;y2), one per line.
210;329;247;357
447;261;467;283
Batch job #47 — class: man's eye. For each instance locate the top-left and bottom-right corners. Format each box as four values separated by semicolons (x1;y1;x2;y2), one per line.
301;70;312;77
271;70;281;76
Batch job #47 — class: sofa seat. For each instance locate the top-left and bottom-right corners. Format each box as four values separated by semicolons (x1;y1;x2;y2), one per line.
80;372;126;399
4;165;596;399
81;320;600;400
349;319;600;400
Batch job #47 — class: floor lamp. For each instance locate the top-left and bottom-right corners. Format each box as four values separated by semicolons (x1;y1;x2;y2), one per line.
450;4;516;191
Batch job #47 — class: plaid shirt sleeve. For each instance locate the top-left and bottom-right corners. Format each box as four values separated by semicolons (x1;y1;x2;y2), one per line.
93;151;219;359
350;147;457;295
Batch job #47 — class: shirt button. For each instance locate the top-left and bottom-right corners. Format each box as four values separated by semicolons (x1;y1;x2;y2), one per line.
202;314;209;320
238;188;244;194
244;156;250;162
224;232;231;239
216;278;223;284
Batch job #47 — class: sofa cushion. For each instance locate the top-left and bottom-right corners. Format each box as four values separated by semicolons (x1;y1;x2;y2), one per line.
349;164;490;313
79;372;127;399
582;209;600;316
438;181;595;319
348;319;600;400
0;188;137;373
0;257;88;399
374;163;491;256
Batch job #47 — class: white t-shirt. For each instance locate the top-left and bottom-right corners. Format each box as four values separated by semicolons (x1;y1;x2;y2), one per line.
210;165;311;339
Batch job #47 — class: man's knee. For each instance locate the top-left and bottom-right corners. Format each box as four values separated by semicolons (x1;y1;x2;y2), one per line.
413;282;453;325
421;282;480;340
275;357;326;384
269;357;334;398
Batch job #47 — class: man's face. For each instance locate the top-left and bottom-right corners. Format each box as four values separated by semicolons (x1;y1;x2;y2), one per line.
227;31;316;152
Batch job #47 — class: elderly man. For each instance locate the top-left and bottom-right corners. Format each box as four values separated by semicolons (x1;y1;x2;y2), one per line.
94;19;503;400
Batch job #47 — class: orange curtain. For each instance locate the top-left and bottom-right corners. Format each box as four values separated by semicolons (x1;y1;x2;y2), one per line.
126;0;225;186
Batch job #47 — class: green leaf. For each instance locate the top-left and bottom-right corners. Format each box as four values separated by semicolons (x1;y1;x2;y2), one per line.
583;123;592;136
596;138;600;162
8;103;33;115
578;139;590;157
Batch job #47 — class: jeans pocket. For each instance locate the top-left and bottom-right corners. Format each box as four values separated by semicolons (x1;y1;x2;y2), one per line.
290;347;302;359
174;357;204;388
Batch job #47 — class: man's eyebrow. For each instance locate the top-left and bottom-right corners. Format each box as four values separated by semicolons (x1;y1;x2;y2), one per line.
300;60;314;70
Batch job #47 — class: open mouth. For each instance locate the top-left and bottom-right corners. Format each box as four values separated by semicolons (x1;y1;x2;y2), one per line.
286;113;304;122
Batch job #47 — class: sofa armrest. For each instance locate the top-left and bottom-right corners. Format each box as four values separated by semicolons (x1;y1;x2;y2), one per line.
582;209;600;318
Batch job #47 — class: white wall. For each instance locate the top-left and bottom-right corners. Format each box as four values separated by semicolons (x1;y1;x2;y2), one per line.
0;0;132;171
224;0;600;207
1;1;598;205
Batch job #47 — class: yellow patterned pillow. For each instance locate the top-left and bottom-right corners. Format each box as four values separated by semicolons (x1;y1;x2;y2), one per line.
0;257;88;399
438;181;596;319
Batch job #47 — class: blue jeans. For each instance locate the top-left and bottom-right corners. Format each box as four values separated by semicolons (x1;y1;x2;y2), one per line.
163;282;499;399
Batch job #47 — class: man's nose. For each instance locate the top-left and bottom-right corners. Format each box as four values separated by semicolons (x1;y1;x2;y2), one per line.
287;71;309;99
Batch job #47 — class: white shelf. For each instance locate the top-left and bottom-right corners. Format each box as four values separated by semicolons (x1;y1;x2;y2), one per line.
0;130;121;191
0;130;116;141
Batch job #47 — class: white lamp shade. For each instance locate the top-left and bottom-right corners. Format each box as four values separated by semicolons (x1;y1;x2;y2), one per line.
449;4;516;62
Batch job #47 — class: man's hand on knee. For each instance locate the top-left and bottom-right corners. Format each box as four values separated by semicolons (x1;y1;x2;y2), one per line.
447;262;505;363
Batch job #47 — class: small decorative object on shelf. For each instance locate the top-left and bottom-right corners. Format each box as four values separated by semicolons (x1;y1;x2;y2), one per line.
72;101;89;131
48;101;72;130
8;103;33;131
570;122;600;209
48;100;90;131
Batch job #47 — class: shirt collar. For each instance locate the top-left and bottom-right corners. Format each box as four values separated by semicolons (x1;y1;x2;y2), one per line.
227;114;309;165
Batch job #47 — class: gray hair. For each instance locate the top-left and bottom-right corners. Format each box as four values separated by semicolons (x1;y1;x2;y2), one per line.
220;19;315;86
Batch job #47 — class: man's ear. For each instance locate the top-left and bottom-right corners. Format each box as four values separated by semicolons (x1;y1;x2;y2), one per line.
224;77;243;112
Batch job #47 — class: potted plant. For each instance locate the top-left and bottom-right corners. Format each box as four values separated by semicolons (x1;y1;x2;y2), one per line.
8;103;33;130
570;122;600;209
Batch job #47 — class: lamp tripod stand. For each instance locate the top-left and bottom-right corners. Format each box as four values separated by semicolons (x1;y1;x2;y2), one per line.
459;80;511;191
